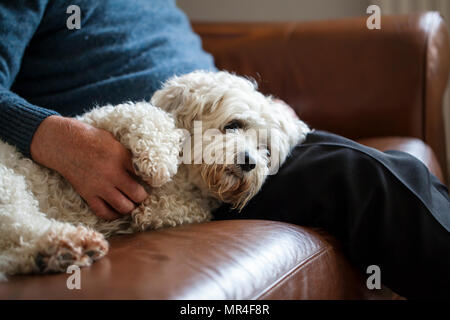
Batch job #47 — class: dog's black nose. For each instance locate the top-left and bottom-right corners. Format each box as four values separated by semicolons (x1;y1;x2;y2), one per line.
238;151;256;172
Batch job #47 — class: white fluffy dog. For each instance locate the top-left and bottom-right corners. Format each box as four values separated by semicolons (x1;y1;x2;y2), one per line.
0;71;310;278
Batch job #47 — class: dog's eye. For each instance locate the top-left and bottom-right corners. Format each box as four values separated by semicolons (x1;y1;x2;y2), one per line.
224;121;242;131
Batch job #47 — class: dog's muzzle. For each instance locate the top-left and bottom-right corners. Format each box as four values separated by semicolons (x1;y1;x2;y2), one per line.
237;151;256;172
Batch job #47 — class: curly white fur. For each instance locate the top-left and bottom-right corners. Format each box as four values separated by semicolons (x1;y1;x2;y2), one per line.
0;71;310;278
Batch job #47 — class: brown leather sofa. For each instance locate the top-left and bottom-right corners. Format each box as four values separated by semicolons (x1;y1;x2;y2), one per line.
0;12;448;300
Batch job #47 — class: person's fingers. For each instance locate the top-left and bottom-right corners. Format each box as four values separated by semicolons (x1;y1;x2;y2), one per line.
102;187;136;215
122;149;137;174
116;173;148;204
88;197;122;220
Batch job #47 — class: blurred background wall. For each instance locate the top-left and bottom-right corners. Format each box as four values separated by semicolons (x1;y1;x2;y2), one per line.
178;0;367;22
178;0;450;182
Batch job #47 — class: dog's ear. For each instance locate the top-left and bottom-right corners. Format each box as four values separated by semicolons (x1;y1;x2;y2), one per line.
151;72;217;131
272;99;310;146
267;99;311;168
151;80;196;130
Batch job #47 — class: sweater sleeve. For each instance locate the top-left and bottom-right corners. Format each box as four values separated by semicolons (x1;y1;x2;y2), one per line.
0;0;59;158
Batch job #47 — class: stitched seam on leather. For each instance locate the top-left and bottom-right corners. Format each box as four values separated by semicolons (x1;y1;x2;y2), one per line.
251;244;331;300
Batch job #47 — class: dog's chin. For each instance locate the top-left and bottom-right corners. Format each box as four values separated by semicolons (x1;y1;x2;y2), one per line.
200;164;260;211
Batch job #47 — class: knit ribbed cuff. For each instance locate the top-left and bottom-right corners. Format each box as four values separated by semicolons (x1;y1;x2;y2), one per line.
0;101;60;158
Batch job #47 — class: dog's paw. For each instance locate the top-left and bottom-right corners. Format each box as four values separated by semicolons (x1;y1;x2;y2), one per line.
133;156;177;187
130;127;184;188
35;226;109;273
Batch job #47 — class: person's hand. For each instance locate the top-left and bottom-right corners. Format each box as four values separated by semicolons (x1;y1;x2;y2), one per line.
30;115;149;220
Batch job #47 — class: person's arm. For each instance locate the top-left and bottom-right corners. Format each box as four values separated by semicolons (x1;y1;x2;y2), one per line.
0;0;58;157
0;1;148;219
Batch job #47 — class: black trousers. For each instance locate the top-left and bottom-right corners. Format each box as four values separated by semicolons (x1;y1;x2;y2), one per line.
213;130;450;299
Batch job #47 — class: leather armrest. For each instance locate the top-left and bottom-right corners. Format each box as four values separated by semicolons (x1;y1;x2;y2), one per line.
193;12;449;182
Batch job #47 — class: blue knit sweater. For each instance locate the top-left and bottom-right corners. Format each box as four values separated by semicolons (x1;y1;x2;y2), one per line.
0;0;215;158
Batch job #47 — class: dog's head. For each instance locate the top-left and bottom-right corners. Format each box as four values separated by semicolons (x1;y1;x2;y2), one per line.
151;71;310;210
